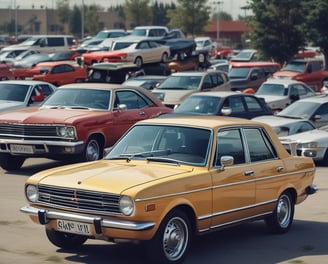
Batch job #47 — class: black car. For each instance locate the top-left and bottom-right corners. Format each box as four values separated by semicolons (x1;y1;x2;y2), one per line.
173;91;273;119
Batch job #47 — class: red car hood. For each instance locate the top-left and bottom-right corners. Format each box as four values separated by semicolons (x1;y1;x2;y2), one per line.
274;71;299;78
0;106;107;124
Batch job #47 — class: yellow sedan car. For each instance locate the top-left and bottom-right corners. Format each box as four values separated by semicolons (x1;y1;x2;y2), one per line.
21;116;317;264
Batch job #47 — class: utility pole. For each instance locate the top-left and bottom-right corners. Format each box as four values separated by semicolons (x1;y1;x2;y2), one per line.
215;1;223;41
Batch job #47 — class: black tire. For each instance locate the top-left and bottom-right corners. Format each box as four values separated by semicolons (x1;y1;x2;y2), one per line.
134;57;143;69
45;228;87;249
145;209;191;264
0;153;25;171
265;191;295;234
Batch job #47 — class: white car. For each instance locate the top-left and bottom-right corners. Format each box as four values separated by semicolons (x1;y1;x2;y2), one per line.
82;38;171;68
194;37;217;55
280;125;328;162
255;79;317;112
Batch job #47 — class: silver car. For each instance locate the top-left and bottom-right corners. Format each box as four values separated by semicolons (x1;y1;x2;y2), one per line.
280;125;328;162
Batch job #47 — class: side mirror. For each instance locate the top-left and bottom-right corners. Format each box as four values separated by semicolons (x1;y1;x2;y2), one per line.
219;155;234;170
221;107;232;116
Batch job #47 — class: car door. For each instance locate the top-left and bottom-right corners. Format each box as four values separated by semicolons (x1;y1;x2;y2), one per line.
312;102;328;127
111;89;158;144
243;95;270;118
210;128;256;228
49;64;75;85
136;41;152;63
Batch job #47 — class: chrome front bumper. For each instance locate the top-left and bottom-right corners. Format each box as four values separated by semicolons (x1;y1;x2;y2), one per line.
20;205;155;234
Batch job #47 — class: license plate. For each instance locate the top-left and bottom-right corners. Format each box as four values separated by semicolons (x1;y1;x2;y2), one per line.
10;144;34;154
57;220;91;235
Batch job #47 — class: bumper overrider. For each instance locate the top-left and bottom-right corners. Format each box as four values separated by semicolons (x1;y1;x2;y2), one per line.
20;205;155;236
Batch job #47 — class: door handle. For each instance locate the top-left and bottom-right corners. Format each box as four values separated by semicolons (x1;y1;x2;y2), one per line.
244;170;254;176
139;111;145;116
277;166;284;172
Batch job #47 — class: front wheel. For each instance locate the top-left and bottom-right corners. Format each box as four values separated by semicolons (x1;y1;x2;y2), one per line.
134;57;143;69
0;153;25;171
265;191;295;234
45;228;87;249
161;52;169;63
83;138;103;161
145;209;191;264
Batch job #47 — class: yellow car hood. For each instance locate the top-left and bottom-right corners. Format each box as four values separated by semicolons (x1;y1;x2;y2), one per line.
35;160;192;193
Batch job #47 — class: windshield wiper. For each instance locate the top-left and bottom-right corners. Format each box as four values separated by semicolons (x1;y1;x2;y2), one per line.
146;157;180;165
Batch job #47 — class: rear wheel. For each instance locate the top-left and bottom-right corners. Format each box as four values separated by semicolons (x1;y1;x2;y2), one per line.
161;52;169;63
45;228;87;249
0;153;25;171
145;209;191;264
134;57;143;68
265;191;295;234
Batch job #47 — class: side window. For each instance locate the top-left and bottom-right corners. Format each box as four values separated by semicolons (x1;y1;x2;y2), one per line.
47;37;65;47
244;96;263;111
39;84;53;97
202;75;213;89
115;90;149;110
244;128;277;162
229;96;245;113
310;61;321;72
215;129;245;166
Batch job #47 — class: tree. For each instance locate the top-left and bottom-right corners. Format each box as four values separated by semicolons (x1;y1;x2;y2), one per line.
247;0;306;65
56;0;71;32
84;4;99;35
124;0;152;28
167;0;210;36
69;5;82;37
303;0;328;69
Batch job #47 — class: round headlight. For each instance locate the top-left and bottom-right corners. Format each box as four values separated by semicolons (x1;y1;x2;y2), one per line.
26;185;38;202
57;126;75;138
119;195;134;216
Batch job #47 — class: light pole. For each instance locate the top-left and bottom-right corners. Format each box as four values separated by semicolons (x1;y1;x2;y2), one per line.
216;1;223;41
81;0;85;40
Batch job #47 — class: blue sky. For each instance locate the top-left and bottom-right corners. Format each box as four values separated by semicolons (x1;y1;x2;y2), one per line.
4;0;249;19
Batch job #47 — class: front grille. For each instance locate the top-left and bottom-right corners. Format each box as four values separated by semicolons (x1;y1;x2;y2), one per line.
0;123;58;138
38;185;121;214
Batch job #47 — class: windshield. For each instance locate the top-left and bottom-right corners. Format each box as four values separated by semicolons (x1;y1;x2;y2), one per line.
131;29;147;36
157;76;201;90
174;95;221;115
256;83;287;96
0;83;29;102
277;101;319;119
105;124;211;166
20;36;42;46
44;88;111;110
228;68;250;79
283;61;307;72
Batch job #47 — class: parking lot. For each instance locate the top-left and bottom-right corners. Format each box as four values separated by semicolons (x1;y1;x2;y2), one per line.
0;158;327;264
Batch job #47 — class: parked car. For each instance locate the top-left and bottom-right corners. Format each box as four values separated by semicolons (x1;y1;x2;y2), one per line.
20;115;317;264
274;94;328;128
129;25;169;39
255;79;317;112
0;63;14;80
229;61;281;92
11;53;51;79
194;36;217;56
229;49;258;62
280;124;328;163
32;61;88;86
253;115;316;137
78;29;128;48
173;91;273;119
0;80;56;112
81;38;170;68
273;59;328;92
0;49;39;65
122;75;168;90
0;47;29;63
0;83;172;171
152;70;231;108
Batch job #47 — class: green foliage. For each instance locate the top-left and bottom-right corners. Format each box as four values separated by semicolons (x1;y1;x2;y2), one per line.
69;5;82;36
167;0;210;36
85;5;99;35
248;0;306;65
124;0;152;28
56;0;71;25
303;0;328;69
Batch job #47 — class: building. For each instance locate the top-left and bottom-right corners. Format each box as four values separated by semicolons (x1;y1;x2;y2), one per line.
205;20;250;47
0;7;125;40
